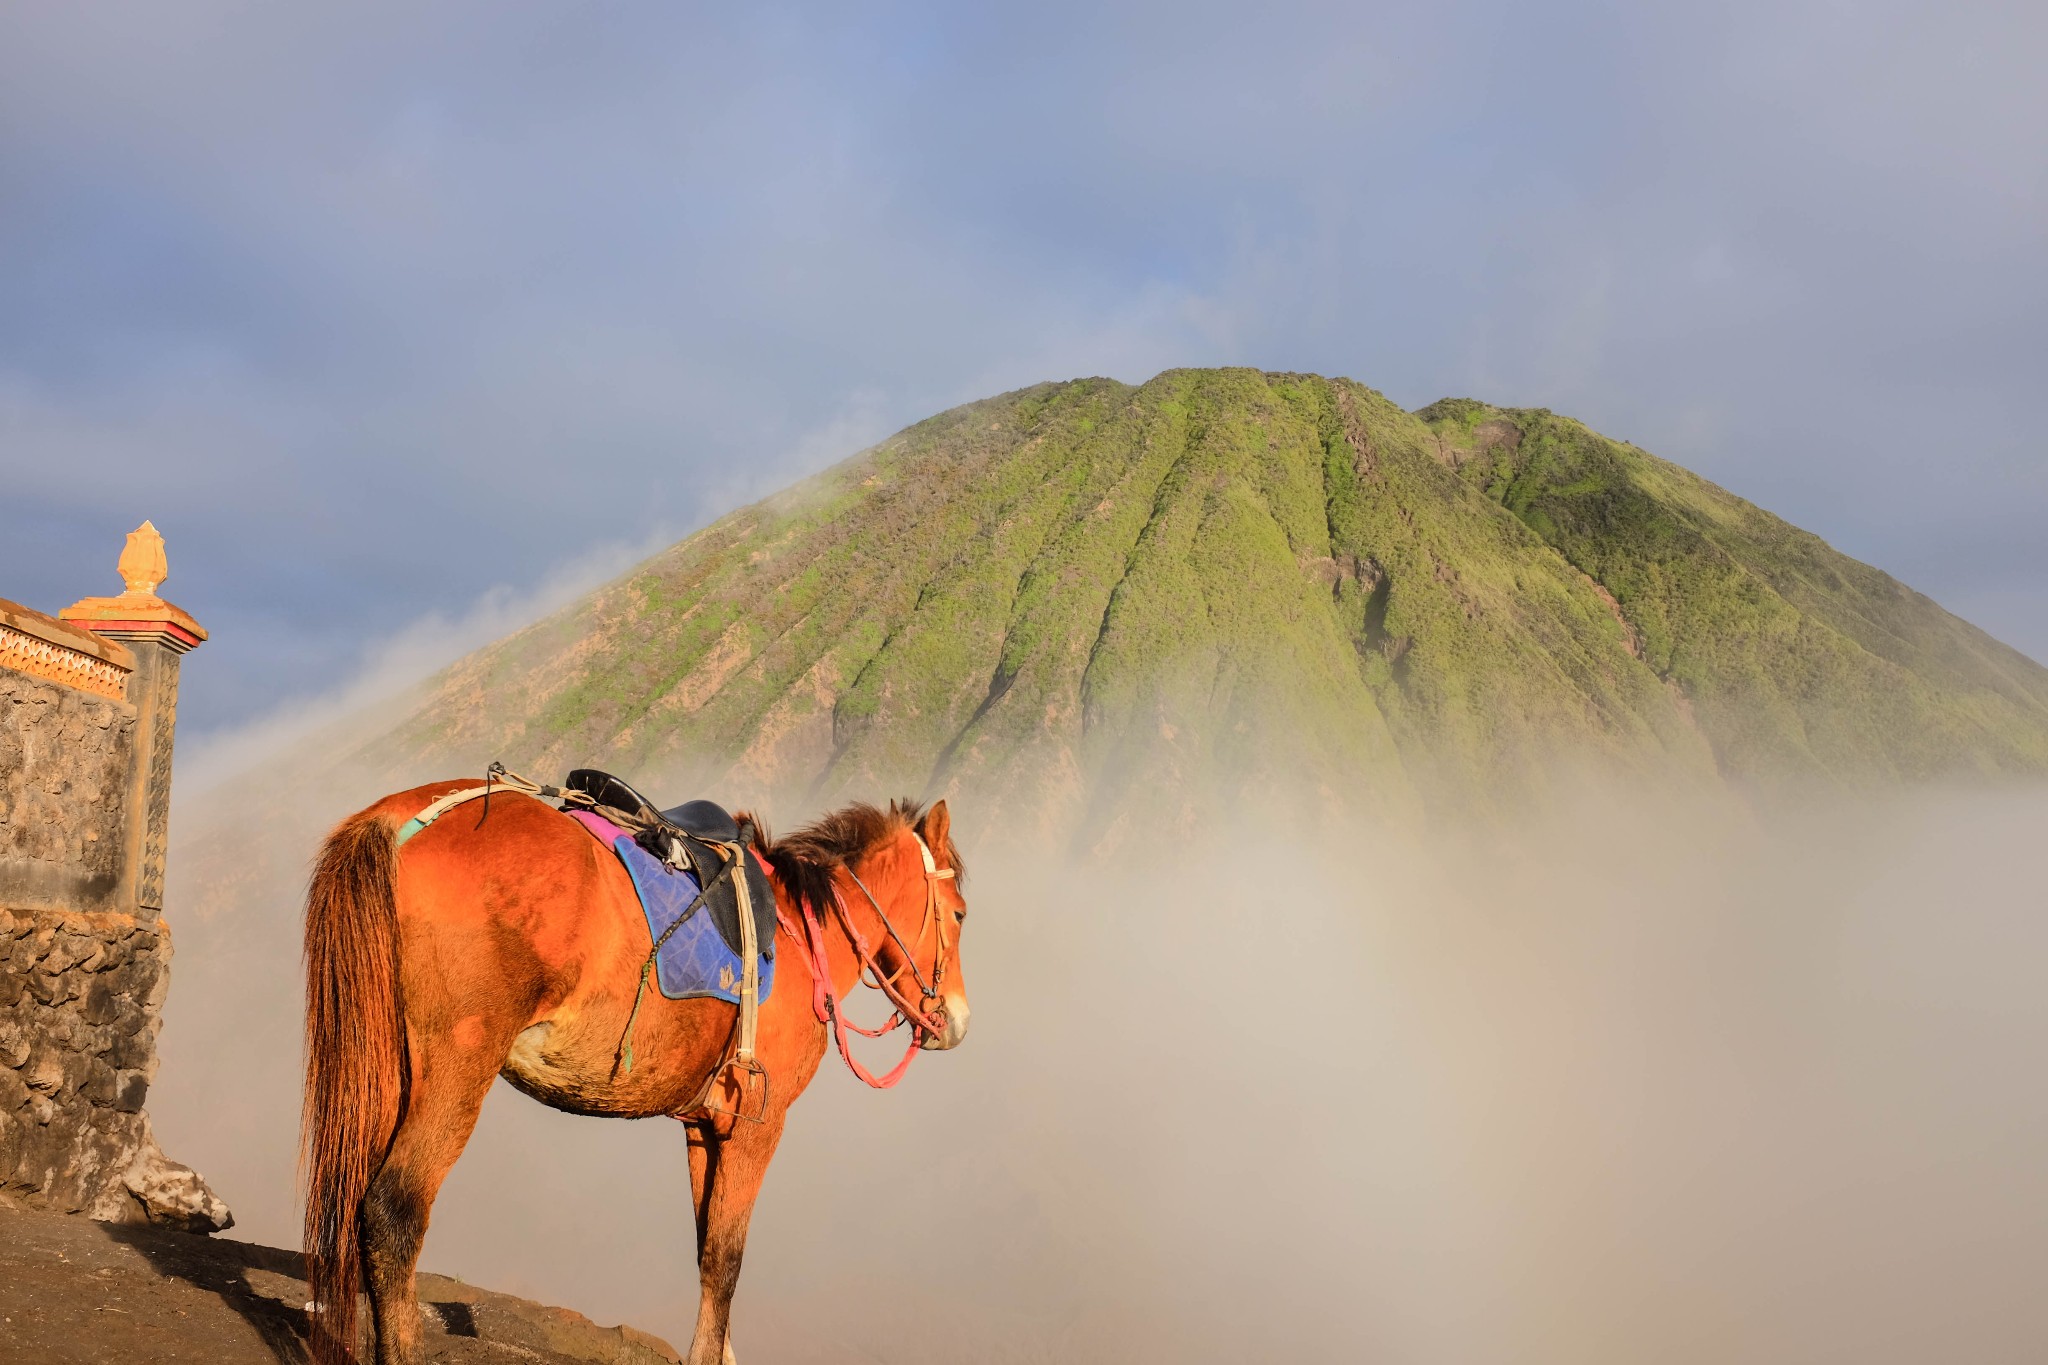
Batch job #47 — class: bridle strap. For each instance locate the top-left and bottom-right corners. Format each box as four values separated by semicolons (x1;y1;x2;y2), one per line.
832;874;947;1035
777;890;923;1088
858;833;955;1004
845;867;938;1009
779;834;957;1089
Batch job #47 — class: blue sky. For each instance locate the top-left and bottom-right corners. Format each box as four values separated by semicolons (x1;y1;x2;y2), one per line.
5;1;2044;741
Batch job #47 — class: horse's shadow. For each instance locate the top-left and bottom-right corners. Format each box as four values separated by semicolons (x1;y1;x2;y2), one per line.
97;1219;493;1363
99;1219;313;1360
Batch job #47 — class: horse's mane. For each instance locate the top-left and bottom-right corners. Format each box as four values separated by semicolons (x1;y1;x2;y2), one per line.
744;798;964;919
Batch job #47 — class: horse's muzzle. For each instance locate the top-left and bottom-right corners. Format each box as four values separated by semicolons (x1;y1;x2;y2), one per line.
922;998;971;1050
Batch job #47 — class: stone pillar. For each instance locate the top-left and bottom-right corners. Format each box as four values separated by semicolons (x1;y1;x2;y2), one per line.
0;523;229;1232
60;523;208;917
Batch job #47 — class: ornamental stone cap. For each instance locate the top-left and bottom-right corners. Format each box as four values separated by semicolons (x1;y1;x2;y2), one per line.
60;520;208;653
119;520;170;595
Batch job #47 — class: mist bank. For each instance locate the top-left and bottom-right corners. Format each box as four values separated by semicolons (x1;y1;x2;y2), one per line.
154;781;2048;1362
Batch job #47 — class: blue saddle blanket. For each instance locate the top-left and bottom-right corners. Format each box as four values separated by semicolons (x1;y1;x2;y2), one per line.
572;811;775;1005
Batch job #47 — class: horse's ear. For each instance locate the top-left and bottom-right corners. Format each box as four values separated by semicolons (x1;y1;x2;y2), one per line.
917;799;951;862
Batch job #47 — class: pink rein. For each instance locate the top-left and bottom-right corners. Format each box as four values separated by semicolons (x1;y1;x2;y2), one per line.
778;883;944;1090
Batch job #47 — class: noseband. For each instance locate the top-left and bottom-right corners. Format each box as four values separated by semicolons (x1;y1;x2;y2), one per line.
778;833;958;1089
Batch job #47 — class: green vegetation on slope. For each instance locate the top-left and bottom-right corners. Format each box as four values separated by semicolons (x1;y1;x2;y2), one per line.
354;371;2048;846
1418;398;2048;781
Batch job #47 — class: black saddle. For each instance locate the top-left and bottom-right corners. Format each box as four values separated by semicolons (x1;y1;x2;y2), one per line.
564;769;775;960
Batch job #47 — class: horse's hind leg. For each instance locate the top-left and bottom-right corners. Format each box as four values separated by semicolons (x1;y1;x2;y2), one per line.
361;1032;506;1365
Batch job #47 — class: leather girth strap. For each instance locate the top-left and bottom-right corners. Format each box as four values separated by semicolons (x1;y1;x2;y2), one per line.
672;833;768;1124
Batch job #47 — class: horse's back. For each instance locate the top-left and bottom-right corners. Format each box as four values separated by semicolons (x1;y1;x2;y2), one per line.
384;783;643;1015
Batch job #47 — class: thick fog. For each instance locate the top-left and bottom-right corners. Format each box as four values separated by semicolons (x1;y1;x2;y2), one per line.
150;776;2048;1362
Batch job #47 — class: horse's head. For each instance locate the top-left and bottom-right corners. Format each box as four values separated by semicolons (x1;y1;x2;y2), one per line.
857;799;971;1051
754;797;972;1053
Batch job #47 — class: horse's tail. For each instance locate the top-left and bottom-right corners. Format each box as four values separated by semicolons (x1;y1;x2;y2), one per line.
301;806;408;1365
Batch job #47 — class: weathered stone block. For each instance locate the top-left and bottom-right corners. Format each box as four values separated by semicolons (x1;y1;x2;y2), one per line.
142;958;170;1011
109;956;159;1001
46;971;85;1007
0;1062;29;1112
110;998;147;1038
48;1047;94;1097
0;1108;25;1178
111;1069;148;1113
51;933;92;972
28;1120;124;1212
81;1058;117;1106
22;1042;66;1094
45;931;98;974
8;935;42;972
35;1005;78;1052
49;1090;88;1129
123;1141;234;1233
108;1027;154;1071
81;976;119;1026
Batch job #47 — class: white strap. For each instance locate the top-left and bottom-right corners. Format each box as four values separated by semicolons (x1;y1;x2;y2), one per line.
725;842;761;1066
395;785;496;843
913;833;956;879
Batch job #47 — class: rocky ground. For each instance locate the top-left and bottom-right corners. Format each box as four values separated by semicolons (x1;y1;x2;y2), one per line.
0;1200;681;1364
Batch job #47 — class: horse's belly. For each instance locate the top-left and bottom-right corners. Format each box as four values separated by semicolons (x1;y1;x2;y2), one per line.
499;1021;600;1110
497;1019;644;1115
498;1014;721;1117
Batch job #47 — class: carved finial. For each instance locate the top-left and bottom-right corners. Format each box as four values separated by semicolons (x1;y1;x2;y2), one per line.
118;521;169;597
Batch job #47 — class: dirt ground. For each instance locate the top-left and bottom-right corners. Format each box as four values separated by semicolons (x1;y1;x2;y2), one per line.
0;1200;681;1364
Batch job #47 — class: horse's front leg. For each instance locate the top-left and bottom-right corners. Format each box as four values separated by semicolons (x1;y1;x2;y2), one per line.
684;1126;733;1364
685;1111;788;1365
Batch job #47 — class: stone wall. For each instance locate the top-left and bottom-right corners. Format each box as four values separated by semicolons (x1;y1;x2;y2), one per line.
0;532;228;1232
0;667;136;915
0;907;224;1229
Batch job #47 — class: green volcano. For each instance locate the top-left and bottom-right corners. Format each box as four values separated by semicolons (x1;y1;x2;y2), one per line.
353;369;2048;844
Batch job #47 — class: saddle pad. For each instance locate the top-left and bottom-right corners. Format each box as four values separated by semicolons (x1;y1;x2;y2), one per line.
562;768;775;960
570;811;775;1006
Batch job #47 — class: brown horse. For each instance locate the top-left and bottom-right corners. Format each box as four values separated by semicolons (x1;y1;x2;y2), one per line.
300;780;971;1365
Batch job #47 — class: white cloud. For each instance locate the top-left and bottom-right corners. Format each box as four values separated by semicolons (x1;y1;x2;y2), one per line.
172;534;662;796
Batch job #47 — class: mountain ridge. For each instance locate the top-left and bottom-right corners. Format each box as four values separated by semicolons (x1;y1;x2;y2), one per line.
322;368;2048;850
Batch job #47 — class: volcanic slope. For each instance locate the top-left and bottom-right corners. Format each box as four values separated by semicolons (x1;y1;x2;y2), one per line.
350;369;2048;846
